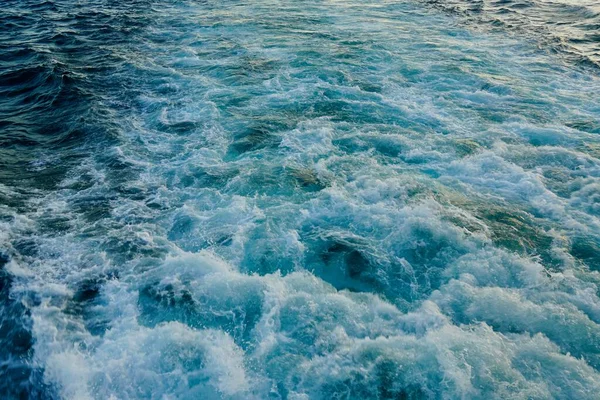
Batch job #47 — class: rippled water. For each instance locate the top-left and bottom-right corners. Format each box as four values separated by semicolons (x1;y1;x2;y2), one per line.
427;0;600;67
1;0;600;399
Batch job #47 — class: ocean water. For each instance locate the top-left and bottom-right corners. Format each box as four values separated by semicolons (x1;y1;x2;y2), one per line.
1;0;600;399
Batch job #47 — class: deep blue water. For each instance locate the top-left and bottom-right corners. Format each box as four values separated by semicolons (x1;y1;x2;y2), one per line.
1;0;600;399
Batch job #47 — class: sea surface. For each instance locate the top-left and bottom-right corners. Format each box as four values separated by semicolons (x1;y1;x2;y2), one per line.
1;0;600;399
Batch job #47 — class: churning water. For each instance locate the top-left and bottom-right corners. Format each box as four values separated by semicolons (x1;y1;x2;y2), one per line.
1;0;600;399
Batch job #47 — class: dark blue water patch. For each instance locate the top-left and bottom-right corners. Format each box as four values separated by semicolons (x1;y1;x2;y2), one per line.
316;241;383;293
64;273;119;337
0;2;164;396
571;235;600;271
0;253;55;400
227;123;284;157
137;280;264;350
0;63;93;147
301;225;472;310
1;46;106;192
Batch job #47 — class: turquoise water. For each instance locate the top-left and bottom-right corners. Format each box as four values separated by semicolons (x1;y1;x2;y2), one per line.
1;0;600;398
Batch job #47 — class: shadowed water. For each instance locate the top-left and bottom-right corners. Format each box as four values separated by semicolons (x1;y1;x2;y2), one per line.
1;0;600;399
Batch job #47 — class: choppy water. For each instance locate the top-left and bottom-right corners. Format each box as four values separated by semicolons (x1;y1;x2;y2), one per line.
1;0;600;399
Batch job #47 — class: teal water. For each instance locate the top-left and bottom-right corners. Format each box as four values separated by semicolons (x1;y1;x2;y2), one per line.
1;0;600;399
